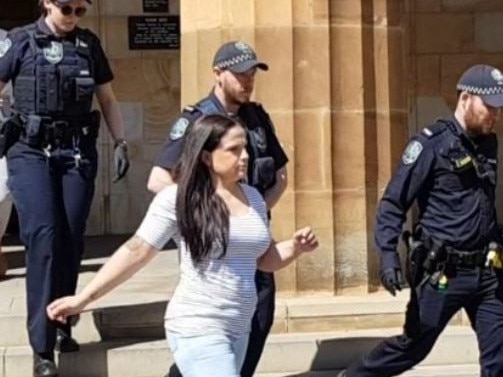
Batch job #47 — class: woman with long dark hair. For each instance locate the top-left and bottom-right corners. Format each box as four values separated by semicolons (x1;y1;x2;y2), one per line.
47;114;318;377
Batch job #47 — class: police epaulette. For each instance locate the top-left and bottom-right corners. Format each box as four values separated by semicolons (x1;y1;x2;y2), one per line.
421;121;448;138
183;105;197;113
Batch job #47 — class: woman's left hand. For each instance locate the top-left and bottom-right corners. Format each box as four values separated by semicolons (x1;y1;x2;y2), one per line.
292;227;319;253
47;295;87;324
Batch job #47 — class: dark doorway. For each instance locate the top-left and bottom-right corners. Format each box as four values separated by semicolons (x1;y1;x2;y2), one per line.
0;0;39;30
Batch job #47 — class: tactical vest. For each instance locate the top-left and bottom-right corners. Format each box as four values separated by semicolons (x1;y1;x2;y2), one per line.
13;30;95;118
196;97;276;191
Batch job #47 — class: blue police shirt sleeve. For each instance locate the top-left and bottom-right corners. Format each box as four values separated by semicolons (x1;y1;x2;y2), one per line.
0;31;27;83
155;137;184;170
154;110;198;170
84;30;113;85
480;134;503;244
375;133;436;270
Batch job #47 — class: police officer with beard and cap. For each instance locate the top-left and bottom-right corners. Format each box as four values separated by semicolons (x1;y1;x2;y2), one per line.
0;1;129;376
338;64;503;377
148;41;289;377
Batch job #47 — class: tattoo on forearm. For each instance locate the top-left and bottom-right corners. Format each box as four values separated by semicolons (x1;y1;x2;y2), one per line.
124;235;144;251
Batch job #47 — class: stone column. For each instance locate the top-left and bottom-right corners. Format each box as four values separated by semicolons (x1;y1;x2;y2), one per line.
329;0;408;292
289;0;336;292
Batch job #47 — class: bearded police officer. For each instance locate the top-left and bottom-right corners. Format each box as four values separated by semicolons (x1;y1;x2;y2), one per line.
0;1;129;376
339;65;503;377
148;41;289;377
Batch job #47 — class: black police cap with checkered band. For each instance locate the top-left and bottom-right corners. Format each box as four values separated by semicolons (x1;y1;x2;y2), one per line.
457;64;503;108
213;41;268;73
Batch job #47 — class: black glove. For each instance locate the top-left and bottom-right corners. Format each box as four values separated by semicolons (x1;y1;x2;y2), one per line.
113;140;130;182
380;267;404;296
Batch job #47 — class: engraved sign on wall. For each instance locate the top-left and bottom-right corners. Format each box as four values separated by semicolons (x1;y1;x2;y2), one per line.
143;0;168;13
128;16;180;50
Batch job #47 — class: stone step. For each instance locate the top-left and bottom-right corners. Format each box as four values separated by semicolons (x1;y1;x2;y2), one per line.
0;327;480;377
0;241;178;347
256;364;479;377
0;235;469;347
1;272;469;346
0;290;469;346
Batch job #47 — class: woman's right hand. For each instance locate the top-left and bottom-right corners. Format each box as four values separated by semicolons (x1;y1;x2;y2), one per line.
47;295;87;324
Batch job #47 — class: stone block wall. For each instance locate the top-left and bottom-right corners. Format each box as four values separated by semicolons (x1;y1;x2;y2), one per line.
79;0;181;235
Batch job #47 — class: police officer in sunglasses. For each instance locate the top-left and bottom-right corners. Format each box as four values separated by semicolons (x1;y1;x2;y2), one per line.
0;1;130;376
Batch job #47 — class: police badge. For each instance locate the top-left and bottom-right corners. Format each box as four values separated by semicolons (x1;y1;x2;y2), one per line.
43;41;64;64
491;68;503;85
235;41;252;53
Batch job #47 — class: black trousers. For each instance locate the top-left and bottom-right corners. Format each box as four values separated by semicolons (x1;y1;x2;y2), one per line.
7;141;97;354
346;267;503;377
167;270;276;377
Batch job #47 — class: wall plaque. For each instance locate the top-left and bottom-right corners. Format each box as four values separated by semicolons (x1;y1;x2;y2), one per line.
143;0;168;13
128;16;180;50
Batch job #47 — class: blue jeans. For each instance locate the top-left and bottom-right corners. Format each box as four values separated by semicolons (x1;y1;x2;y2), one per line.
166;331;249;377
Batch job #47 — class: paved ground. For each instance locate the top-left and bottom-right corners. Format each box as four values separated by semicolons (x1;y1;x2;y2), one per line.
0;235;180;320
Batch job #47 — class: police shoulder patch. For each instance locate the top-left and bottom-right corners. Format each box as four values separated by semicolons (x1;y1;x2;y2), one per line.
169;117;190;140
0;38;12;58
402;140;423;165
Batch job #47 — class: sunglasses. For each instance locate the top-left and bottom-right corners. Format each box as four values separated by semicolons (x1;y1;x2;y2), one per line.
53;2;87;17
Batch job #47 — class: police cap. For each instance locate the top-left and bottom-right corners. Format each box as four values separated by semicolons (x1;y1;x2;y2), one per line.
457;64;503;108
213;41;268;73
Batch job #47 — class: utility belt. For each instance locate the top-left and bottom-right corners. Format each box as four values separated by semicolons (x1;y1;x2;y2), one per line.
403;231;502;289
444;247;487;268
19;111;100;149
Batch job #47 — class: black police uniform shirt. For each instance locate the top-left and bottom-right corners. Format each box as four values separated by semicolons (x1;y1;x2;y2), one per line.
0;17;113;93
155;91;289;188
376;117;501;270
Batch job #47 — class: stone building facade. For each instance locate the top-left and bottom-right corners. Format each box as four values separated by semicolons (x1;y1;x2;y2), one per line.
2;0;503;295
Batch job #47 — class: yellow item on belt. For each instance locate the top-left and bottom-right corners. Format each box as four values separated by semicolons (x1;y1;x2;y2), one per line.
437;274;448;291
486;249;503;269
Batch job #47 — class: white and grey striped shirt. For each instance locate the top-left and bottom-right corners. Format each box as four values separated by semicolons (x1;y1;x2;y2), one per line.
136;184;272;337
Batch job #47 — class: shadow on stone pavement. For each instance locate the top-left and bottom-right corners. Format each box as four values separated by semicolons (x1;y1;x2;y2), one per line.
280;336;385;376
92;300;168;340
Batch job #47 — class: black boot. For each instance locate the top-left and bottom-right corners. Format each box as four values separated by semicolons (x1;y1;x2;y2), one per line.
55;328;80;353
33;353;58;377
165;364;183;377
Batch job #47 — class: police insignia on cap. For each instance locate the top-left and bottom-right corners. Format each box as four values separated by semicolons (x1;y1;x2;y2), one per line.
235;41;251;52
0;38;12;58
169;118;189;140
43;41;64;64
491;68;503;85
402;140;423;165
